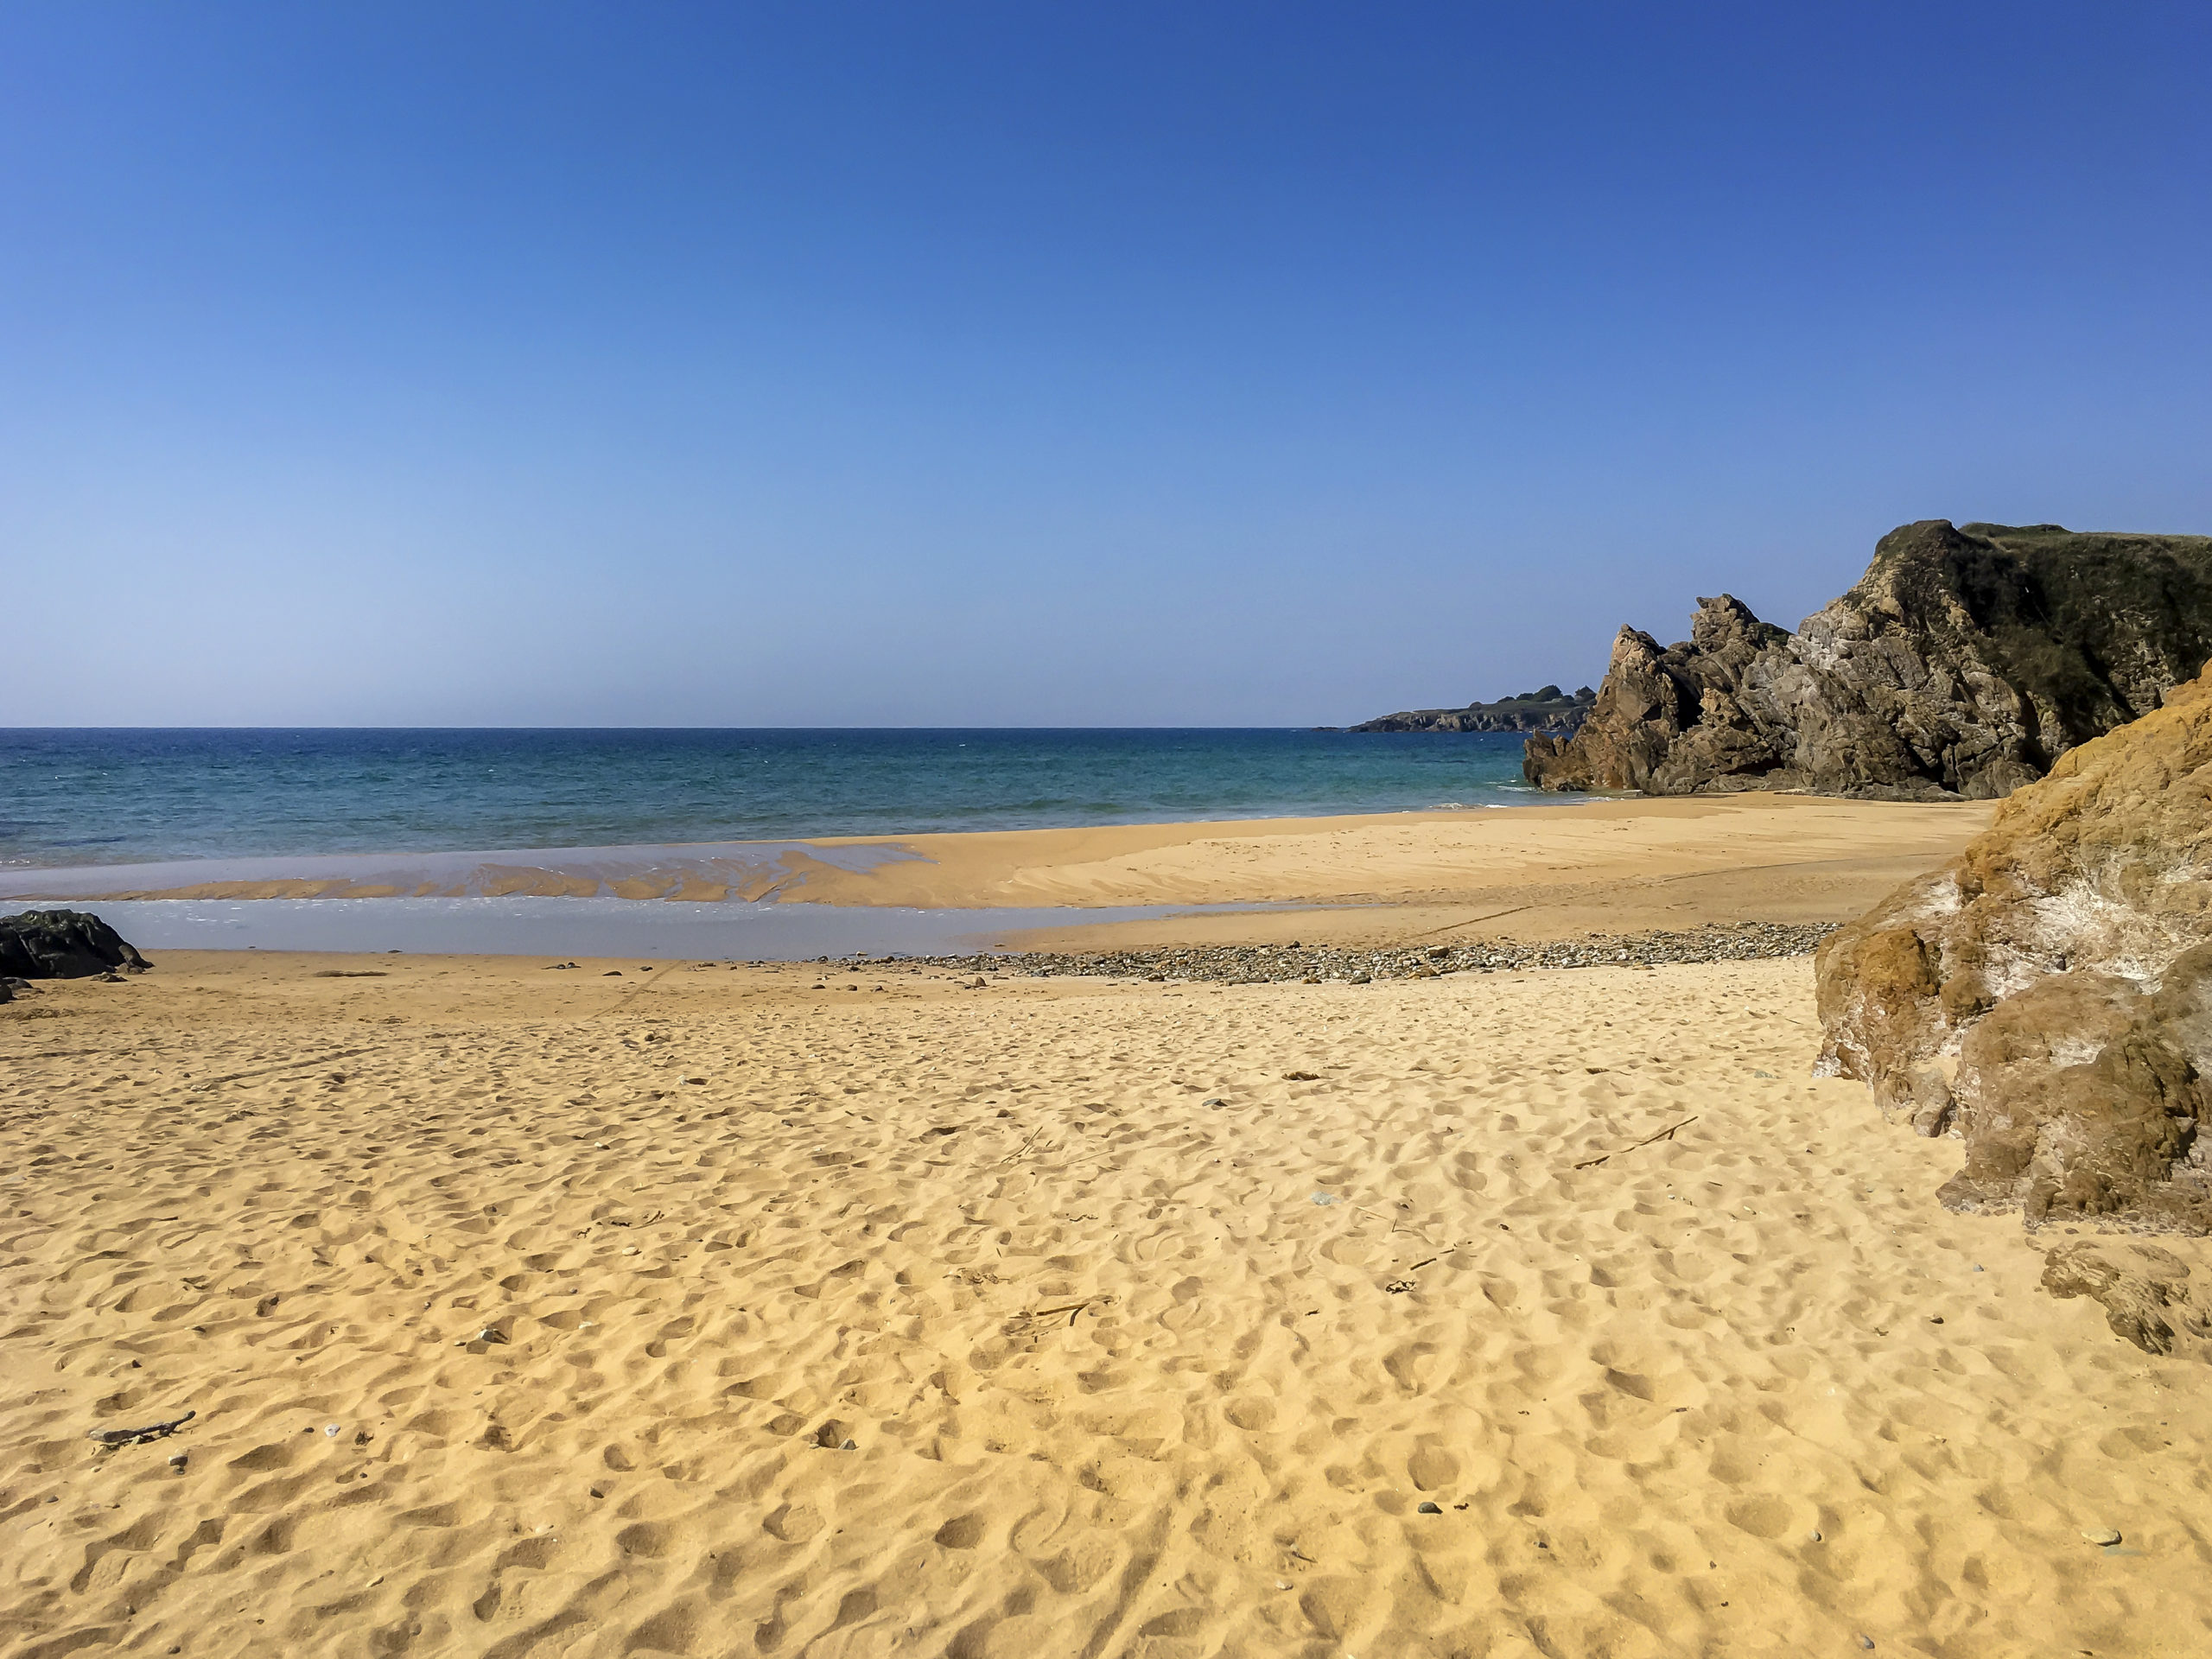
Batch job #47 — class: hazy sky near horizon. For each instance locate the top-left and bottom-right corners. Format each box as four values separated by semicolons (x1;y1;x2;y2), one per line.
6;3;2210;727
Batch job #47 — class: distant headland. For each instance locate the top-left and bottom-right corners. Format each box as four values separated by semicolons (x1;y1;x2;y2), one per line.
1343;683;1596;735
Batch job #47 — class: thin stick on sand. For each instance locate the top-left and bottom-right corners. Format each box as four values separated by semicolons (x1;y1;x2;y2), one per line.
1011;1298;1103;1329
1573;1115;1699;1169
1403;903;1533;941
1023;1299;1096;1325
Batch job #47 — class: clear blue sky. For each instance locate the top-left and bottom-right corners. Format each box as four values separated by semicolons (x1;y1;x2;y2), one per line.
5;3;2209;726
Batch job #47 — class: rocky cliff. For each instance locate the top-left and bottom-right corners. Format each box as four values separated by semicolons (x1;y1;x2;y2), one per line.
1524;520;2212;798
1814;659;2212;1247
1353;684;1596;734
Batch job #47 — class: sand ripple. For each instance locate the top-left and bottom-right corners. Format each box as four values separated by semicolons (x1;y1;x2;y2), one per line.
2;955;2205;1656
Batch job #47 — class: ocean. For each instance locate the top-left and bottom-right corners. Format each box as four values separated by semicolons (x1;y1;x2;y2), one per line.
0;728;1537;870
0;729;1543;957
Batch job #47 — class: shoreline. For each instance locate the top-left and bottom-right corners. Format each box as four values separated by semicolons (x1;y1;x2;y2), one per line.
3;793;1994;955
0;726;1541;877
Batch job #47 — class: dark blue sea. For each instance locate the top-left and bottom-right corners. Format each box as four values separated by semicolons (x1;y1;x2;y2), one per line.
0;728;1538;870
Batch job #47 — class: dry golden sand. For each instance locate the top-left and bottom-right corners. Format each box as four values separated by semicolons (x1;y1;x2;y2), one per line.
4;949;2209;1659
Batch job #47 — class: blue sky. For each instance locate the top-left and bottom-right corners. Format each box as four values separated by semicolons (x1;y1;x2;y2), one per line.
5;3;2209;725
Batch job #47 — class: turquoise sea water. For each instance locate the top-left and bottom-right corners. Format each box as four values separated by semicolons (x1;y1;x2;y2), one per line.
0;729;1548;956
0;728;1538;870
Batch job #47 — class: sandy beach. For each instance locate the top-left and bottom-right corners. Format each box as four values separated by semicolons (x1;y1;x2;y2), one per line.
16;2;2209;1651
6;800;2208;1658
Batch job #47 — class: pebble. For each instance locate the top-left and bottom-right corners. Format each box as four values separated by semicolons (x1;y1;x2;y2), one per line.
1311;1193;1337;1206
813;921;1841;988
1858;1638;1875;1651
1416;1501;1442;1514
2082;1528;2121;1546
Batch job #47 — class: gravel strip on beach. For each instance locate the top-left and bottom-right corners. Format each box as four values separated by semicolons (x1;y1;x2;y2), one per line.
796;919;1840;982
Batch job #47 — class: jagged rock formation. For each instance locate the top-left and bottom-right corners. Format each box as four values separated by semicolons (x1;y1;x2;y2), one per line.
1814;661;2212;1233
0;909;152;978
1352;684;1596;734
1525;520;2212;798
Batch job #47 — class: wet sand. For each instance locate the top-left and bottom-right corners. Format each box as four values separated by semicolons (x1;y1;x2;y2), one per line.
4;938;2207;1658
817;793;1992;928
5;795;1995;957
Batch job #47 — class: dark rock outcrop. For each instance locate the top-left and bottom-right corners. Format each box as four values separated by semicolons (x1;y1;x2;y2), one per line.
1814;661;2212;1233
1354;684;1596;734
1525;520;2212;798
0;910;152;979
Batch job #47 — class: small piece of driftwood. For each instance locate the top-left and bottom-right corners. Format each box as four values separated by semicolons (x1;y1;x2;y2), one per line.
1573;1115;1699;1169
87;1409;195;1448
